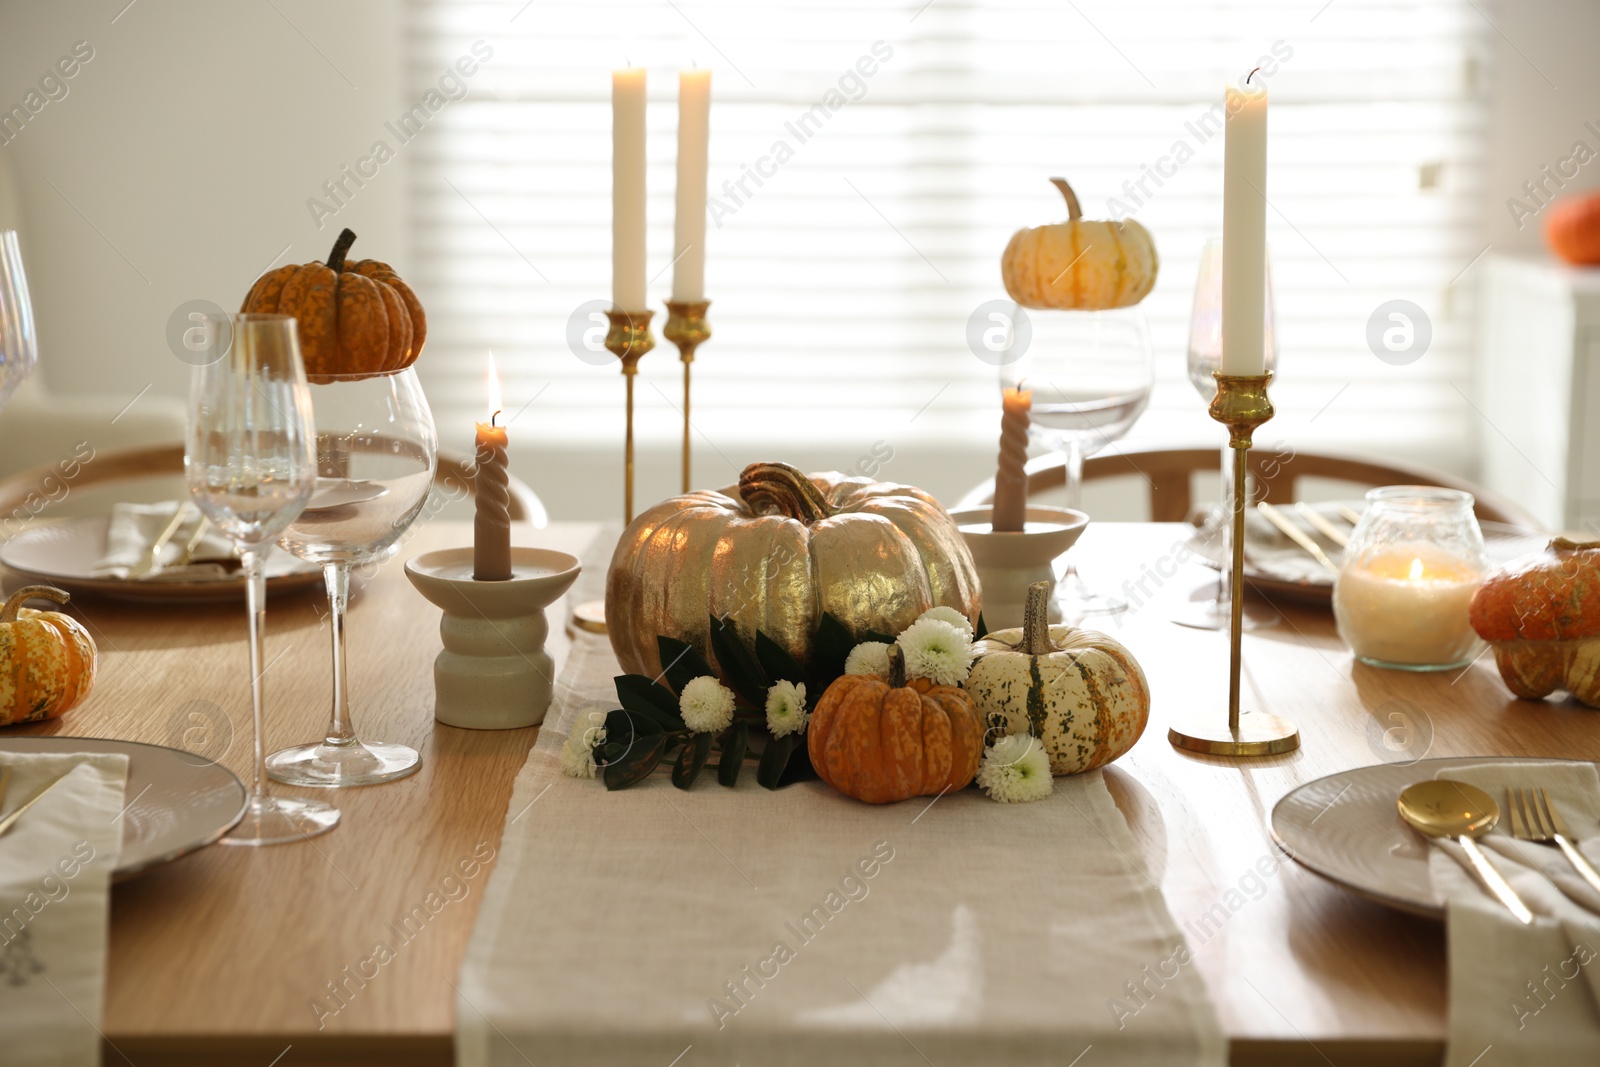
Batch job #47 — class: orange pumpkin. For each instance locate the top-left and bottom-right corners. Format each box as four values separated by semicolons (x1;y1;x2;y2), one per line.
1469;537;1600;706
241;228;426;382
1545;193;1600;266
808;645;983;804
0;586;97;726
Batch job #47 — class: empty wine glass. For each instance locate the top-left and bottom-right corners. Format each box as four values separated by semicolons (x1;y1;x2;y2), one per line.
185;314;338;845
0;231;39;409
268;368;437;787
1001;306;1154;619
1173;238;1281;632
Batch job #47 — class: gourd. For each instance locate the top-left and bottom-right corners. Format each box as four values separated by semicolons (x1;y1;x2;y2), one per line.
1468;537;1600;707
1000;178;1159;310
966;582;1149;774
240;228;426;382
606;461;981;683
808;645;984;804
0;586;97;726
1545;194;1600;267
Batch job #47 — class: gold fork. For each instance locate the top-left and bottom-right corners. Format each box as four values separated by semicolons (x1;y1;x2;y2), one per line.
1507;786;1600;897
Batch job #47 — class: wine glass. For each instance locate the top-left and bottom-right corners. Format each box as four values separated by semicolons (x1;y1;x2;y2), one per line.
1001;306;1154;619
0;231;39;408
268;368;437;787
185;314;338;845
1174;237;1279;631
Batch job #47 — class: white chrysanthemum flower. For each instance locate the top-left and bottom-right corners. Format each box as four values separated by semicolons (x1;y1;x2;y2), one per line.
917;605;973;637
765;680;808;737
560;709;608;779
896;618;975;687
977;734;1054;803
680;675;736;734
844;641;892;680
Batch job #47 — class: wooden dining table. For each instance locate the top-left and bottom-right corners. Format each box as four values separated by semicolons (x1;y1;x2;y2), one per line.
10;518;1600;1066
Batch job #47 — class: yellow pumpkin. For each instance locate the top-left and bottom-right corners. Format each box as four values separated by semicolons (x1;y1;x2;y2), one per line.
606;461;981;683
0;586;97;726
1000;178;1159;310
809;645;984;804
966;582;1148;775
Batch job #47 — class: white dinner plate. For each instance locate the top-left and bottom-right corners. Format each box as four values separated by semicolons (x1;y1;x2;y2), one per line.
0;515;324;603
0;736;247;881
1270;756;1597;919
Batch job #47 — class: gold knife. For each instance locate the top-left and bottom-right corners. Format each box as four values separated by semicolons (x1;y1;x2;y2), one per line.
127;503;190;580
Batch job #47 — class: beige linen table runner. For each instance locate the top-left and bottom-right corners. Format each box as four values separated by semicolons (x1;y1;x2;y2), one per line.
458;550;1224;1067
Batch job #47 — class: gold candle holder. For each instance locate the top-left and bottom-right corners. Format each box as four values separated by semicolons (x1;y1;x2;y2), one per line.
1168;371;1301;758
663;299;711;493
606;308;655;523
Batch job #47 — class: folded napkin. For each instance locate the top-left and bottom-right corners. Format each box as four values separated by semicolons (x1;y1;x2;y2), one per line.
1425;762;1600;1066
0;751;129;1067
91;501;305;581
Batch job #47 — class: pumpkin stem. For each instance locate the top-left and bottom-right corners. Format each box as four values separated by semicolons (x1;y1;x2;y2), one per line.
327;228;358;274
738;462;835;524
1552;536;1600;551
0;585;70;623
1021;581;1059;656
1049;177;1082;222
886;642;907;689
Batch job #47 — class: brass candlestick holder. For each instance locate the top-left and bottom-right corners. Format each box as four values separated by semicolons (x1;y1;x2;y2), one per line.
1168;371;1301;758
606;308;655;523
663;299;711;493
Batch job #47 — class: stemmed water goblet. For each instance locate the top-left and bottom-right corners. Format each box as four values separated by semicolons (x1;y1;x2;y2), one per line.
267;368;437;787
185;313;338;845
0;231;39;409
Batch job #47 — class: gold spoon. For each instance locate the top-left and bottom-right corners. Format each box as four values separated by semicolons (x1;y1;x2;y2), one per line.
1398;779;1532;924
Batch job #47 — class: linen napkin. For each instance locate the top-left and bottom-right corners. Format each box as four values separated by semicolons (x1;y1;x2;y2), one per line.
0;751;129;1067
1425;761;1600;1066
90;501;304;580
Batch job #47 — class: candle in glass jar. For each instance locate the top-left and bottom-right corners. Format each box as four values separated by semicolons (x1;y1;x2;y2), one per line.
473;355;512;582
1333;544;1483;668
992;386;1031;532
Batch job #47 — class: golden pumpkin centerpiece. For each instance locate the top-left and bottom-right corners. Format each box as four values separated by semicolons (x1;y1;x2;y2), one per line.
241;228;426;383
1000;177;1159;310
606;461;981;682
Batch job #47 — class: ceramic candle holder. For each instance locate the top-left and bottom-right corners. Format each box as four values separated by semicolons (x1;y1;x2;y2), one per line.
405;547;581;730
950;506;1089;630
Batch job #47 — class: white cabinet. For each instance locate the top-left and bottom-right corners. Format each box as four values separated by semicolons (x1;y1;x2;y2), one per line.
1475;254;1600;533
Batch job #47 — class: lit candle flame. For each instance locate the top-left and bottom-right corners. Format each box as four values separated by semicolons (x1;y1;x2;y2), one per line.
1408;557;1424;582
486;351;502;424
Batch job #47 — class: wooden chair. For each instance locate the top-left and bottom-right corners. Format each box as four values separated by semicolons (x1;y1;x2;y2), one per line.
0;443;547;533
958;441;1545;530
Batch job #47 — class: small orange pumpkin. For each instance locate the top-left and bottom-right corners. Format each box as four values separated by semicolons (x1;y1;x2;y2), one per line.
241;228;426;382
1469;537;1600;707
1545;193;1600;267
0;586;97;726
808;645;983;804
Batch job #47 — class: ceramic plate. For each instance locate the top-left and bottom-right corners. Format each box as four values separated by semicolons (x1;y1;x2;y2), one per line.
0;515;323;603
0;736;247;881
1270;756;1596;919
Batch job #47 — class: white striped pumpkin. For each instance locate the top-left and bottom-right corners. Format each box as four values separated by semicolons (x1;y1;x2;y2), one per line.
966;582;1149;775
1000;177;1159;311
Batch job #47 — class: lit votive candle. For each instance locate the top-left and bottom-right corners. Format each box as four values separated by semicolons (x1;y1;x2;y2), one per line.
1333;543;1484;670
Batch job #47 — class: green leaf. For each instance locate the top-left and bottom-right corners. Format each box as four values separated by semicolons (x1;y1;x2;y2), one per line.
602;732;667;790
672;731;713;789
777;739;816;786
813;613;856;679
756;733;797;790
755;631;809;689
614;674;685;731
863;629;898;646
717;722;749;787
604;709;635;747
709;616;768;705
657;636;715;695
975;611;988;639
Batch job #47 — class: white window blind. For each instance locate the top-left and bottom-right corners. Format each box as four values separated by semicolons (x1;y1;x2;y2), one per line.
404;0;1489;516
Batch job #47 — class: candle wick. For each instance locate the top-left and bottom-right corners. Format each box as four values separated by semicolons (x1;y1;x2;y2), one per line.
1245;66;1261;85
492;409;502;428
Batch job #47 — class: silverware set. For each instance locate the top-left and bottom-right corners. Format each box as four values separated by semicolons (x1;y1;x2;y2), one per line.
127;503;213;580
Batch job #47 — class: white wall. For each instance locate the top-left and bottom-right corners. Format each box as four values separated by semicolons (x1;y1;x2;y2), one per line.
0;0;405;421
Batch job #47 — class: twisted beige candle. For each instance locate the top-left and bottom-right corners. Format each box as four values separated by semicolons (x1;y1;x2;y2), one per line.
473;416;512;581
992;386;1031;532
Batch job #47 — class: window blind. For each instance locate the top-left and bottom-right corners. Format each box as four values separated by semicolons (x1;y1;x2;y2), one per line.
403;0;1489;515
